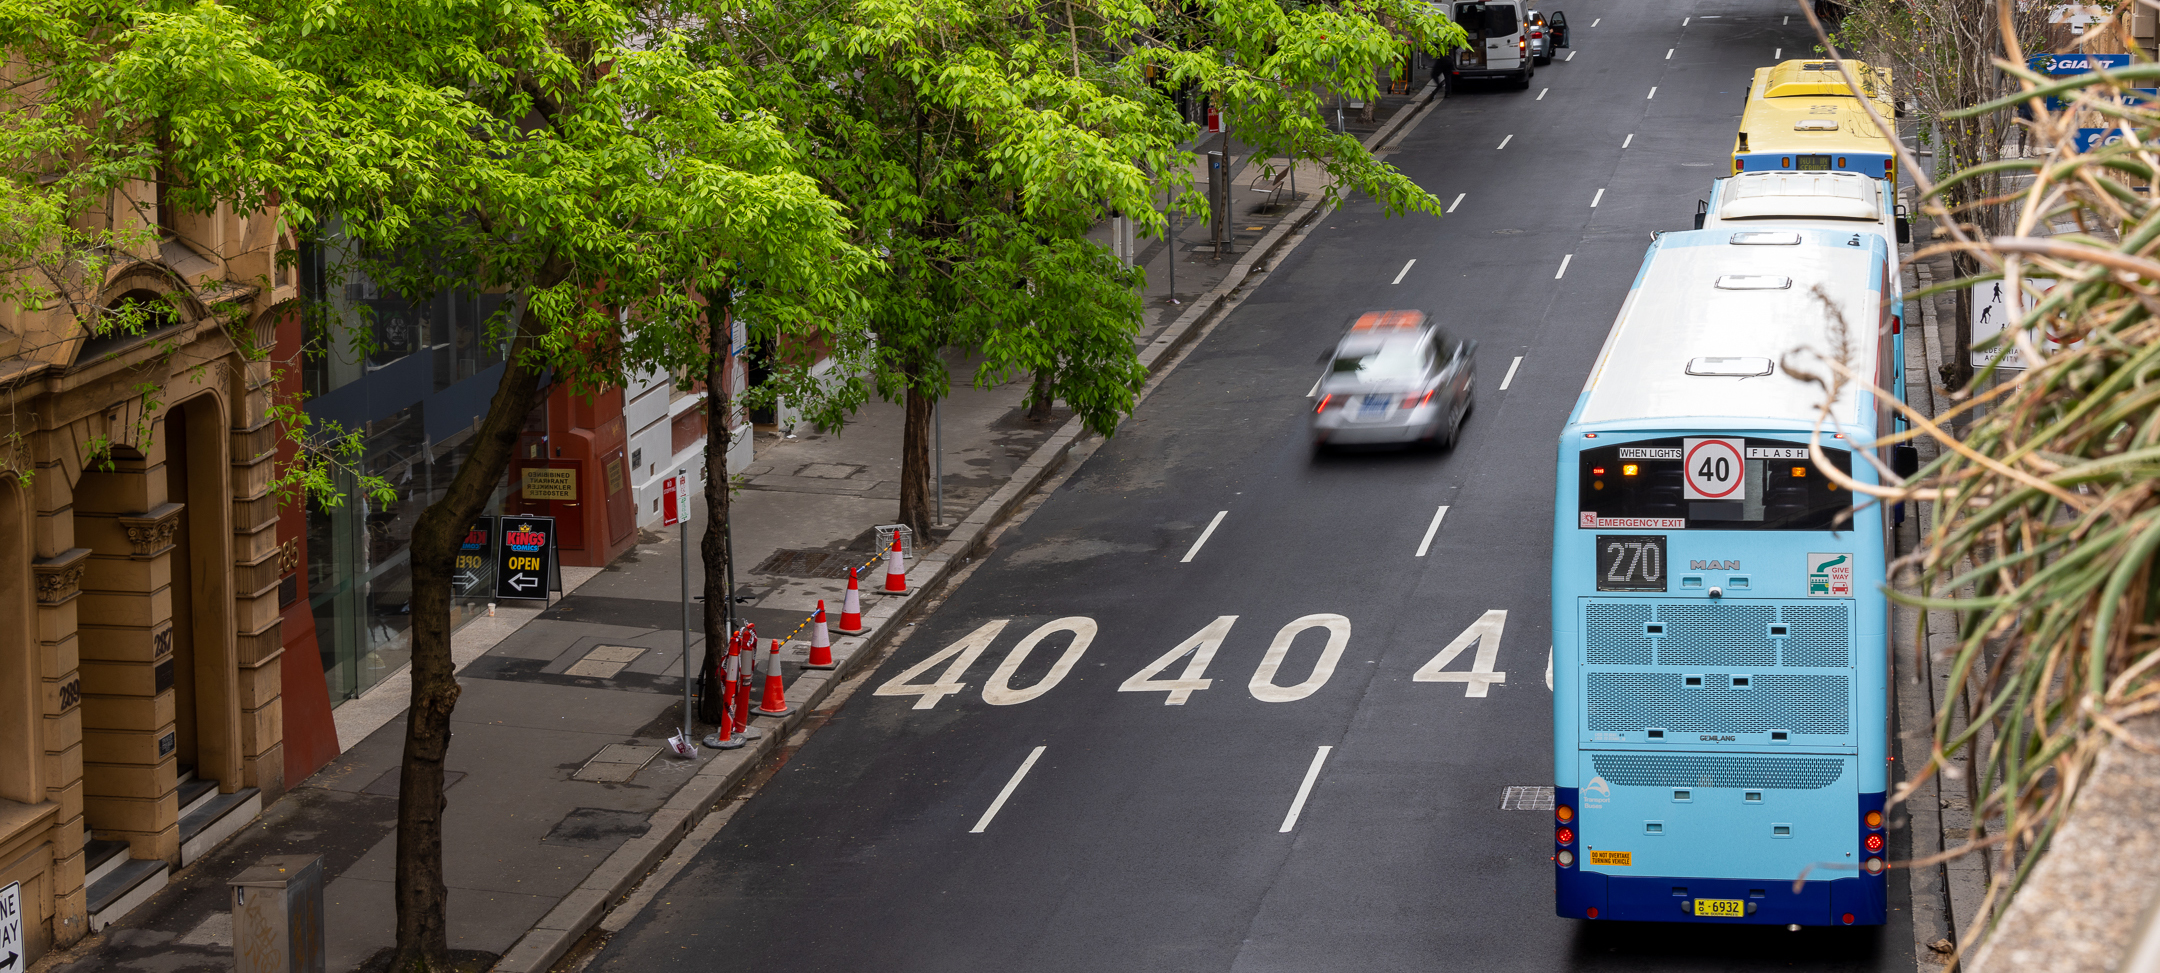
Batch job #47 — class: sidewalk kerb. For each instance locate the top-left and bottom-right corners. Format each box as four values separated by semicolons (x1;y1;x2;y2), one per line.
486;88;1444;973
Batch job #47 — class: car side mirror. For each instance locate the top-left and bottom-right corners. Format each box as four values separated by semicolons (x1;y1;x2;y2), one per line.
1892;445;1920;479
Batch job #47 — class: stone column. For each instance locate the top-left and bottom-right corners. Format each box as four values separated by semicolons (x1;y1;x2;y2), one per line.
76;471;183;863
230;396;285;799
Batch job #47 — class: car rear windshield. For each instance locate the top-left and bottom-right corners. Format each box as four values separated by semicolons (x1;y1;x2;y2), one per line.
1333;339;1431;383
1579;436;1854;530
1455;2;1518;35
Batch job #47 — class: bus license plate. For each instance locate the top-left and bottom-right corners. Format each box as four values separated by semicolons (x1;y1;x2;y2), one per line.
1693;898;1745;918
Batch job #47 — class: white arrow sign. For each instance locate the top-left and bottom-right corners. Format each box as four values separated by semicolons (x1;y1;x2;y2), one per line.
455;571;481;589
509;574;540;592
0;882;22;973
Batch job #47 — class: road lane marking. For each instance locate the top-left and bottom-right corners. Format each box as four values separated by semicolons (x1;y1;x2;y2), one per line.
1591;17;1599;25
1682;16;1689;25
1784;14;1789;24
1496;134;1513;150
1566;50;1576;61
1500;355;1523;390
1279;746;1334;832
1775;47;1782;58
1590;188;1604;208
1448;193;1466;213
1647;87;1658;99
970;746;1045;832
1623;133;1634;148
1182;510;1228;563
1665;48;1673;58
1555;254;1573;279
1546;644;1554;690
1537;87;1548;100
1415;505;1450;557
1392;258;1417;284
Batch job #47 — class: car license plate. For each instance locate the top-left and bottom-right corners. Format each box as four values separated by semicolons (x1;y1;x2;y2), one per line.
1359;394;1392;418
1693;898;1745;918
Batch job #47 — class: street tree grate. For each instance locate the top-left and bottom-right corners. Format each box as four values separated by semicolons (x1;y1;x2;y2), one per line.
1500;785;1556;810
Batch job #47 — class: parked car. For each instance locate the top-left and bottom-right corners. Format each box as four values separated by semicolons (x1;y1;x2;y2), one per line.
1526;9;1569;63
1310;310;1476;450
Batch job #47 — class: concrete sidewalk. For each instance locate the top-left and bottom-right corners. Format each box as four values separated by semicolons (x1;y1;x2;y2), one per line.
34;84;1441;973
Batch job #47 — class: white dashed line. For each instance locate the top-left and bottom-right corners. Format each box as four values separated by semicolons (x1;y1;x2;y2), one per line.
1566;50;1576;61
1537;87;1548;100
1497;134;1514;150
1392;259;1417;285
1623;133;1634;148
1279;746;1334;833
1591;17;1600;25
1416;505;1451;557
970;746;1045;833
1775;47;1782;58
1448;193;1466;213
1591;188;1604;208
1555;254;1573;279
1666;48;1674;58
1500;356;1523;390
1682;16;1690;25
1647;87;1658;99
1784;14;1790;24
1182;511;1228;563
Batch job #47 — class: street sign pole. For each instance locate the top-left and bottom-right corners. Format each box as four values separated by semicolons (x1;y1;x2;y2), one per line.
664;474;692;744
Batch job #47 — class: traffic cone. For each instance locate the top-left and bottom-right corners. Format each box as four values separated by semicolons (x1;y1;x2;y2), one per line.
837;566;866;634
706;630;745;749
730;627;763;740
755;638;796;717
881;532;909;594
805;601;836;669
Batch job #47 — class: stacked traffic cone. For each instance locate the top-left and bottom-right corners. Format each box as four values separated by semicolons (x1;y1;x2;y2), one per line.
732;627;759;736
837;566;866;635
755;638;795;717
706;630;745;749
881;532;909;594
805;601;835;669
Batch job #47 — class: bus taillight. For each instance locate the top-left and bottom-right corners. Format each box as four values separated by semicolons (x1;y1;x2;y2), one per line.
1557;804;1575;822
1556;827;1575;845
1557;850;1576;867
1864;833;1885;853
1864;857;1885;875
1864;809;1883;828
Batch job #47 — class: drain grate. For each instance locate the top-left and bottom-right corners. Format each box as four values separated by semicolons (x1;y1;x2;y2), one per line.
1500;785;1556;810
751;548;877;579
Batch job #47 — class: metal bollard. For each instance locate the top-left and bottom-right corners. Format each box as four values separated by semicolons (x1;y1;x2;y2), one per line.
230;855;325;973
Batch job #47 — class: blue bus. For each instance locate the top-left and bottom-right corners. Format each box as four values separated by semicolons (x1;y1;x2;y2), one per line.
1551;228;1896;927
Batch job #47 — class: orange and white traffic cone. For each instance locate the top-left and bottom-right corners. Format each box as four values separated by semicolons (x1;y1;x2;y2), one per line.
805;601;835;669
707;630;745;749
838;566;867;633
755;638;795;717
881;532;909;594
731;627;763;740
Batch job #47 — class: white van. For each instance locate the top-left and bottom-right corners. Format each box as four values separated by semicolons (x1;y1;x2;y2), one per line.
1443;0;1533;89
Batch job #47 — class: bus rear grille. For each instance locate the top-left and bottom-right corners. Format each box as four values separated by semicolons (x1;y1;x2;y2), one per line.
1586;672;1849;735
1590;753;1847;790
1583;600;1850;667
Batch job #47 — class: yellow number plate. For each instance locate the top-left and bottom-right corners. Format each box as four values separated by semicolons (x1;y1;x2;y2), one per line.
1693;898;1745;918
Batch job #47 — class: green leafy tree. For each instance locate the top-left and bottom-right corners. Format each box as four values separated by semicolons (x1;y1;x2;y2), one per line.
2;2;861;970
700;0;1465;534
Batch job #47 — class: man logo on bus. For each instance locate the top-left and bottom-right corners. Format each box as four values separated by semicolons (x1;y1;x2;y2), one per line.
506;524;547;552
1808;552;1853;597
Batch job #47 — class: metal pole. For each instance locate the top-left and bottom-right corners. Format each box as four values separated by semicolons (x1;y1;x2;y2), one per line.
934;400;943;526
679;483;691;743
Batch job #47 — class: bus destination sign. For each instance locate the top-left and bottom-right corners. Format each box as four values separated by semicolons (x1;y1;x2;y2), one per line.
1596;535;1667;592
495;516;556;600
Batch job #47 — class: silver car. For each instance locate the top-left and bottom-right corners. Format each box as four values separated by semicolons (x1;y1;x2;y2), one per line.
1310;310;1475;450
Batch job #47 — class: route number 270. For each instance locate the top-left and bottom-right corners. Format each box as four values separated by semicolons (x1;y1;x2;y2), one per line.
873;611;1507;710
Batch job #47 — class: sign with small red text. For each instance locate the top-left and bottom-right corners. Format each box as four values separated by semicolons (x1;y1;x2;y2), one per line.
494;516;556;600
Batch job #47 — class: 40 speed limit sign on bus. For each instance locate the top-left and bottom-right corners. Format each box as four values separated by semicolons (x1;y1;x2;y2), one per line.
1683;438;1745;501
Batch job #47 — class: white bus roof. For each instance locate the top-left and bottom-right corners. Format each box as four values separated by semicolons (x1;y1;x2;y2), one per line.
1575;229;1886;430
1712;171;1883;222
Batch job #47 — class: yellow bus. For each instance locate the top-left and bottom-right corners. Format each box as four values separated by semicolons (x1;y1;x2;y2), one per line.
1733;60;1897;183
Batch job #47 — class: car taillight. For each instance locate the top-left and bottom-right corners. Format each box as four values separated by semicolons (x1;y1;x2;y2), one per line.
1556;826;1575;845
1402;390;1434;409
1314;394;1333;414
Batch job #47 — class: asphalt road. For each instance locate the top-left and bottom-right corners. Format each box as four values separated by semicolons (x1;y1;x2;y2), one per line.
591;1;1918;969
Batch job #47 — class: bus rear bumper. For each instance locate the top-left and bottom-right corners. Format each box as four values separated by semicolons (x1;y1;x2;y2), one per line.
1557;869;1886;926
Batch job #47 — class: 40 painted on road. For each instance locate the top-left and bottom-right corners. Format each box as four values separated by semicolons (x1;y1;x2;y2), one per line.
873;611;1510;709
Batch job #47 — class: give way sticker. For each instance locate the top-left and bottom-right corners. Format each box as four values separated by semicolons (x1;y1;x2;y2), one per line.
1683;438;1746;501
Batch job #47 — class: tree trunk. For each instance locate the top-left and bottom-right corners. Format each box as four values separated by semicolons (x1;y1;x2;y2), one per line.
698;291;734;725
1026;368;1054;421
897;359;934;535
1944;251;1975;393
392;285;554;973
